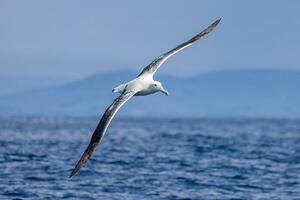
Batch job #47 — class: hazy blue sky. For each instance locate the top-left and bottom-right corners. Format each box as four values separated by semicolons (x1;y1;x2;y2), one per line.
1;0;300;80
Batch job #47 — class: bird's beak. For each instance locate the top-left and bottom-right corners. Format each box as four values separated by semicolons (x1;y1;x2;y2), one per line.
160;87;169;96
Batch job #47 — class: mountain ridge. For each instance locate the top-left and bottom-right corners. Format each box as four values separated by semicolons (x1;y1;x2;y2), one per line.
0;69;299;118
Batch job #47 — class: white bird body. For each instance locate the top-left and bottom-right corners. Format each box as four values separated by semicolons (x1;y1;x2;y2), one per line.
113;74;159;96
70;18;221;177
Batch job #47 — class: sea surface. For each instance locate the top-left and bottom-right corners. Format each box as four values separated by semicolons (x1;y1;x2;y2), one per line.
0;116;300;200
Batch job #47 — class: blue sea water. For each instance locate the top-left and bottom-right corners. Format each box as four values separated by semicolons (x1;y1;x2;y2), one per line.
0;117;300;200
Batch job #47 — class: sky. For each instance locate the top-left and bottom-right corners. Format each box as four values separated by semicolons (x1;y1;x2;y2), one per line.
1;0;300;81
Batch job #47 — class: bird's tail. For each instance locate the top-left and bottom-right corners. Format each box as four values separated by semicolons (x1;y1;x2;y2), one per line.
69;142;98;177
112;84;126;93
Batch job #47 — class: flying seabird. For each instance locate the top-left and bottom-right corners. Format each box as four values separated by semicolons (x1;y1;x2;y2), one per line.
70;18;221;177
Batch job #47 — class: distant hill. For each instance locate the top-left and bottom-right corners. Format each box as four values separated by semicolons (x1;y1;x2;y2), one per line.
0;75;69;96
0;69;300;118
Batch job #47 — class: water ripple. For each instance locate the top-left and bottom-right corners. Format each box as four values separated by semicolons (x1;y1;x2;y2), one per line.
0;117;300;199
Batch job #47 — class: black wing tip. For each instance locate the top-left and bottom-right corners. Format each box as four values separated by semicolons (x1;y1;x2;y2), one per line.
69;162;81;178
69;142;97;178
69;156;89;178
69;167;78;178
190;17;221;43
212;18;222;27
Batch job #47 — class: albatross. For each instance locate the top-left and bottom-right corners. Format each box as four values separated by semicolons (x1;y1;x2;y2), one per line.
70;18;221;177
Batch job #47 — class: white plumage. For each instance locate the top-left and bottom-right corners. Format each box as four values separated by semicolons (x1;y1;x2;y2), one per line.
70;18;221;177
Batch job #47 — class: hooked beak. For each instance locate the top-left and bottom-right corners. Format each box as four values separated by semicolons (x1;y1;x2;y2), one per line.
159;87;169;96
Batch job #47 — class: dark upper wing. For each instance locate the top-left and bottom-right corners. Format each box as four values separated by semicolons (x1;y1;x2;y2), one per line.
70;91;135;177
138;18;221;77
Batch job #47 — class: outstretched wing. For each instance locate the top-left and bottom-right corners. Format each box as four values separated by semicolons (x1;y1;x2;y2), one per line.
138;18;221;77
70;91;135;177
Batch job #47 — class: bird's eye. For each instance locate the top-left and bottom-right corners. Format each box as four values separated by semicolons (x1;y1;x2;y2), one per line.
154;84;157;87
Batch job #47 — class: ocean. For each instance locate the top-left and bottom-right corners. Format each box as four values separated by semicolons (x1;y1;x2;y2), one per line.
0;116;300;199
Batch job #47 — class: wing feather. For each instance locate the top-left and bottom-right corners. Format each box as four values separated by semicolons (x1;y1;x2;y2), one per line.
70;91;134;177
138;18;221;77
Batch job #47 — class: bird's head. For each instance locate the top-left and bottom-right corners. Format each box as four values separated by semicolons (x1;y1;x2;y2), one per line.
152;81;169;96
